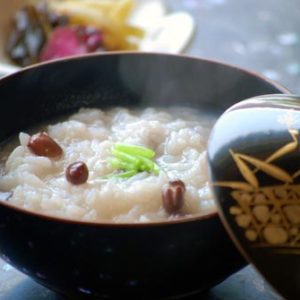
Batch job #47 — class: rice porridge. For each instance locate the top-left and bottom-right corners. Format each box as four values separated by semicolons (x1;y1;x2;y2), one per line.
0;107;215;223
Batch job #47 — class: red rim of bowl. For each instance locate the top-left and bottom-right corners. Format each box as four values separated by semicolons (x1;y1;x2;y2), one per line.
0;51;290;227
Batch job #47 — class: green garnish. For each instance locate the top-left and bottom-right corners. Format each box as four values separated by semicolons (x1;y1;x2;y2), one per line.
111;148;139;166
112;170;138;179
107;158;135;171
153;162;160;176
106;143;160;179
135;155;155;171
114;143;155;158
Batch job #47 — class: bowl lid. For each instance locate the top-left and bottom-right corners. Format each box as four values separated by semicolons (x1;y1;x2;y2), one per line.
208;94;300;300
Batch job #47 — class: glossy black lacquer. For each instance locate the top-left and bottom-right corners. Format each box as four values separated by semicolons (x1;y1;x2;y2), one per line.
208;95;300;300
0;53;286;299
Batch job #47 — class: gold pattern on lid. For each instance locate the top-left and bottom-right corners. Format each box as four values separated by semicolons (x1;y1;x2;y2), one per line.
215;129;300;252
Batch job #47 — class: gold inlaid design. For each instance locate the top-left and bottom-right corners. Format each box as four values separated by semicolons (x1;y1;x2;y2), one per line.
215;129;300;251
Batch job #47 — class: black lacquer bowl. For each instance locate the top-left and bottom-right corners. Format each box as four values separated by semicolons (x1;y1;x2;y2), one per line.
0;53;287;299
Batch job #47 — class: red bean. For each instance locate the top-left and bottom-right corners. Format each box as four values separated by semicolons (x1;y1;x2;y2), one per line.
66;162;89;185
162;180;185;214
169;180;186;191
28;132;63;158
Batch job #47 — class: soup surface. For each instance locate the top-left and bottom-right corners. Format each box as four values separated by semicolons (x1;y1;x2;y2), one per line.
0;107;215;222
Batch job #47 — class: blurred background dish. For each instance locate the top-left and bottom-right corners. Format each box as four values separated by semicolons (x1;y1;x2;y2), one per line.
0;0;194;72
1;0;299;98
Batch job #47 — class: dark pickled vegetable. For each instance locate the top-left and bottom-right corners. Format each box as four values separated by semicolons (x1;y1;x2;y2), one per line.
6;5;47;66
36;1;69;28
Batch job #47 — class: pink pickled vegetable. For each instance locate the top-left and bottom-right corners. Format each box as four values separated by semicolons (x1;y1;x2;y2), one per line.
39;27;87;61
86;33;103;52
76;26;104;52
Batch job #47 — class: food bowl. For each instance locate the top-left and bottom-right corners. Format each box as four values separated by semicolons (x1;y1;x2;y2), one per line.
0;53;287;299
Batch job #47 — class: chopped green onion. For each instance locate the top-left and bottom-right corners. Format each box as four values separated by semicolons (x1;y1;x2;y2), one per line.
153;163;160;175
111;148;139;166
140;164;148;171
135;155;154;172
108;158;135;171
113;170;137;179
105;143;160;180
114;143;155;158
